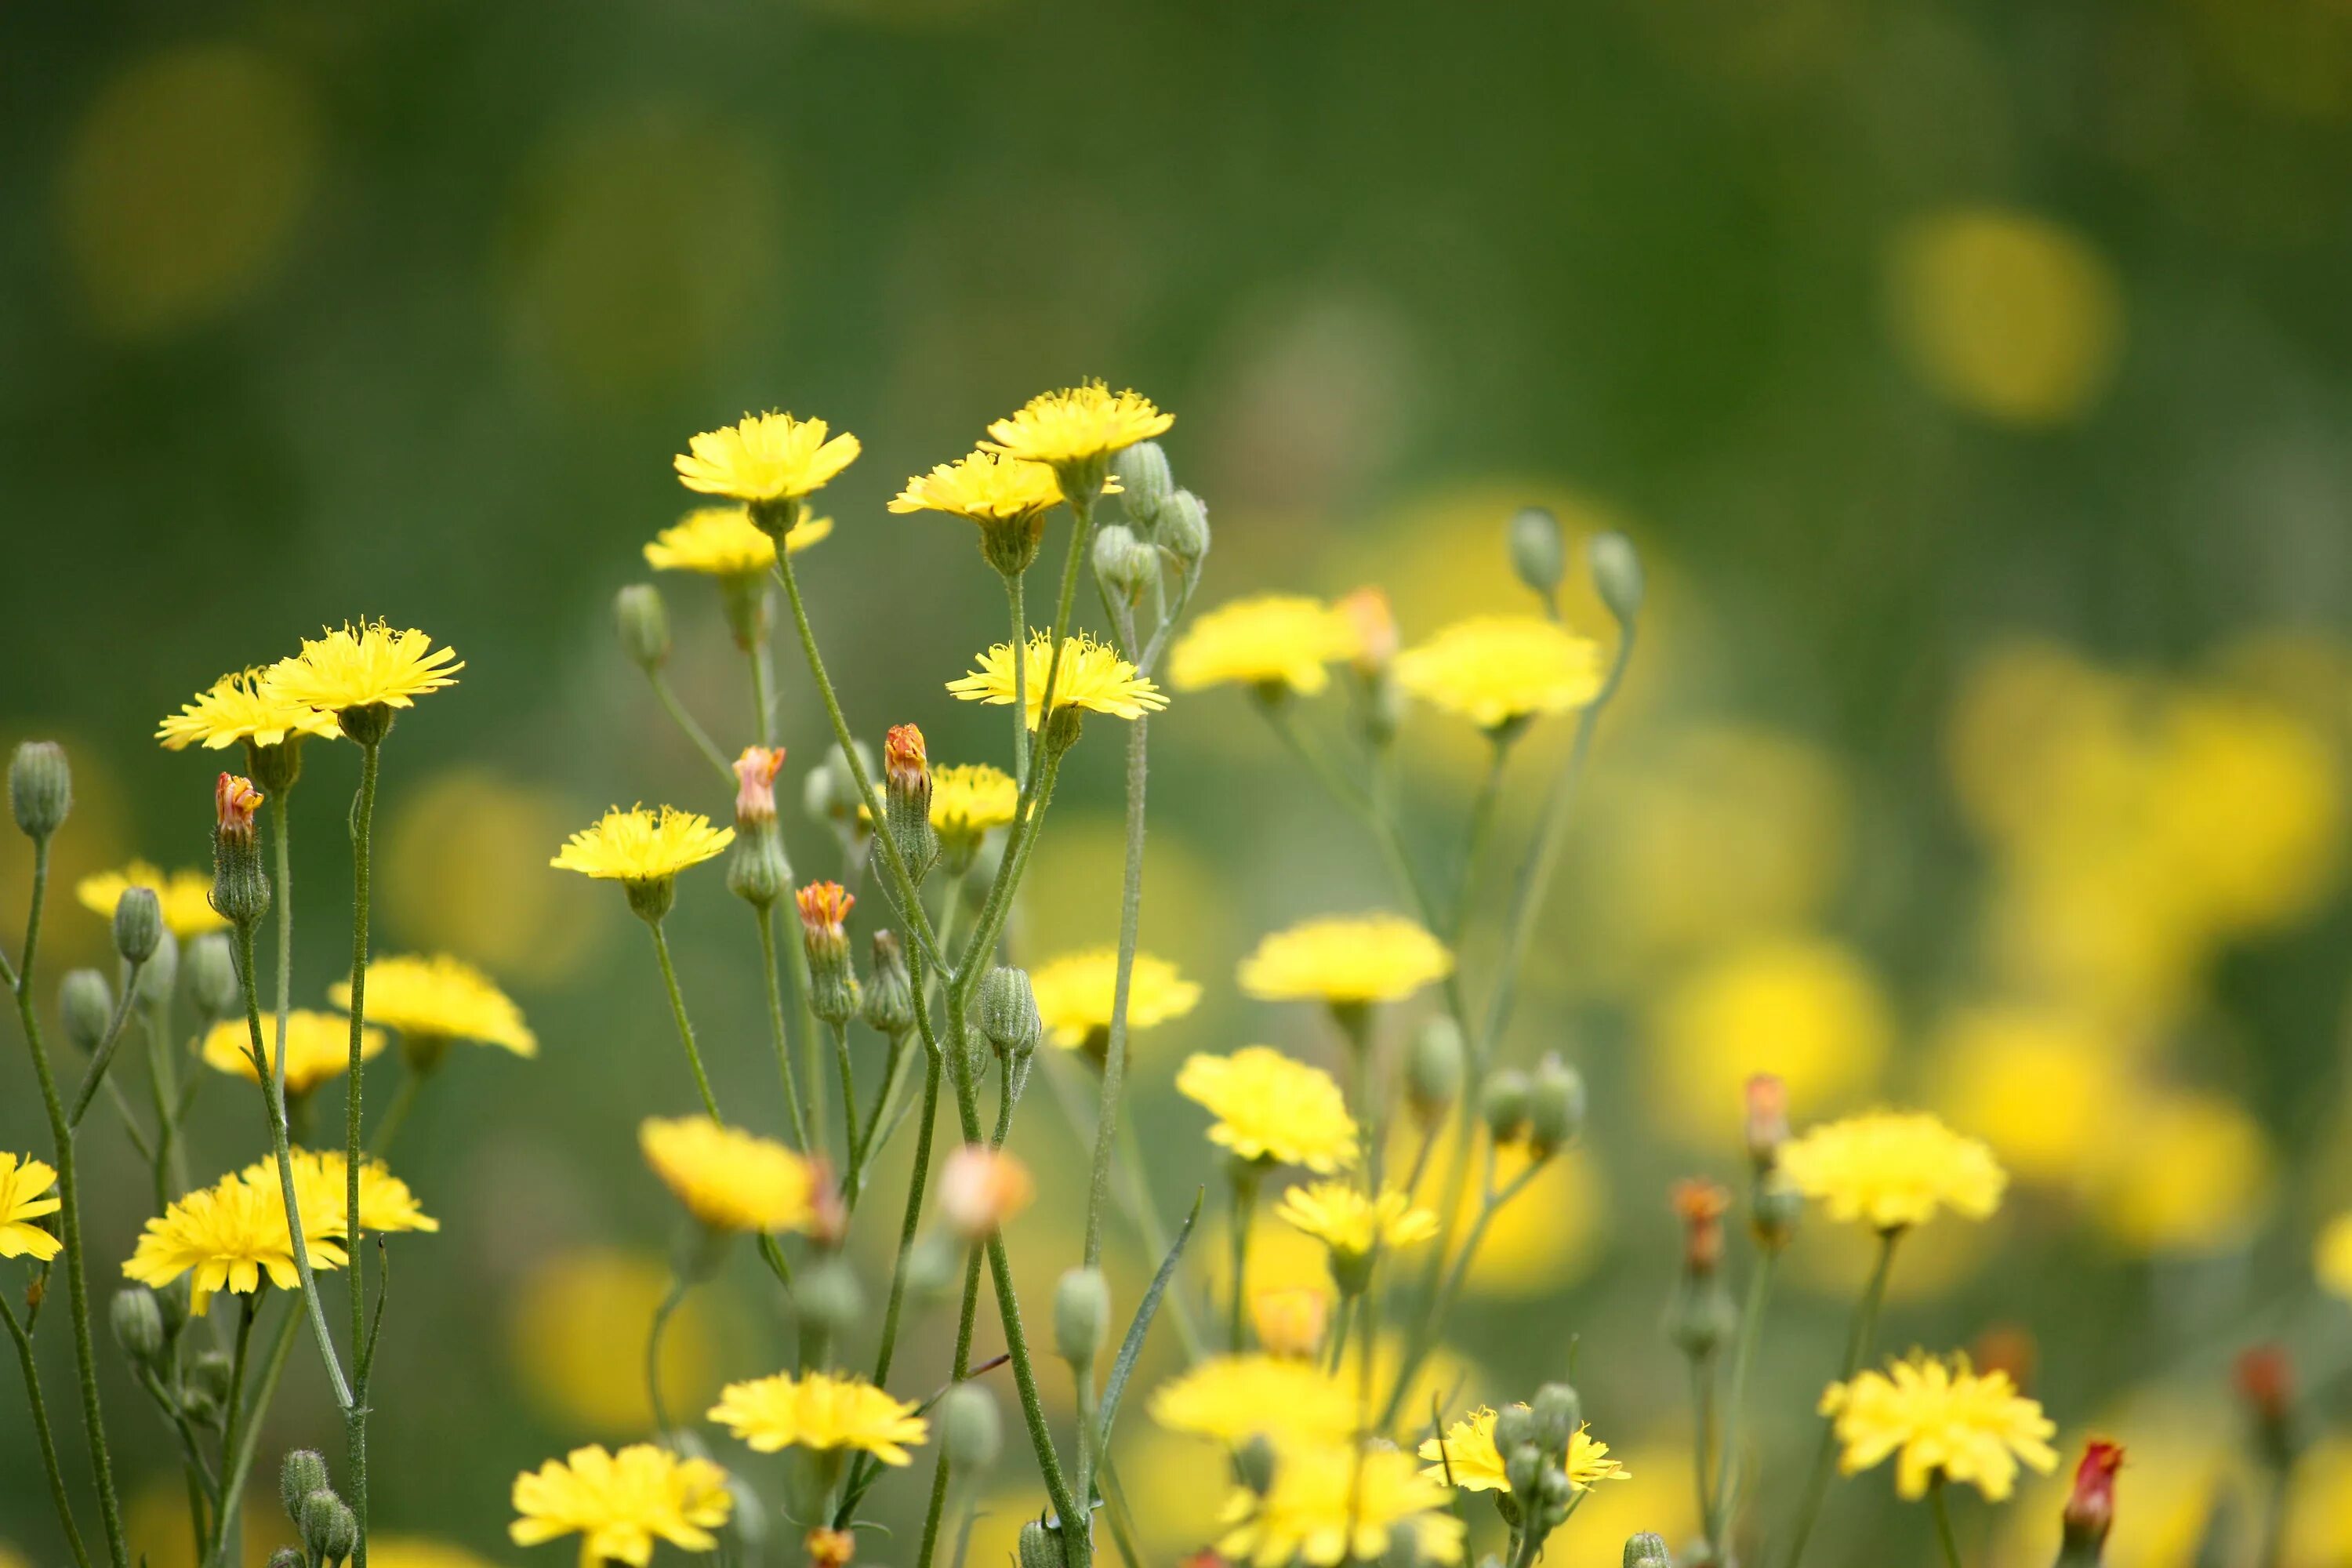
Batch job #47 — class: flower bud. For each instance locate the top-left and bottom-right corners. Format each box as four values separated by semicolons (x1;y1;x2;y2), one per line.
1092;523;1160;603
884;724;939;880
1588;531;1645;626
1508;506;1566;600
938;1145;1035;1239
185;934;239;1021
2234;1345;2296;1467
615;583;673;672
2061;1439;2124;1555
110;1287;165;1363
1750;1174;1802;1252
209;774;270;927
1744;1073;1788;1171
280;1450;331;1523
1017;1520;1060;1568
1159;489;1210;564
1492;1403;1537;1457
1527;1054;1585;1156
796;1257;865;1341
111;886;162;966
978;967;1042;1061
733;746;785;827
1530;1382;1582;1456
1406;1018;1464;1126
904;1232;964;1305
1482;1070;1532;1145
9;741;71;841
1053;1266;1111;1371
299;1488;358;1566
267;1551;304;1568
1250;1286;1331;1361
862;931;916;1037
726;747;792;908
795;881;861;1025
133;928;179;1011
1624;1533;1672;1568
940;1383;1003;1479
187;1350;234;1413
1114;441;1175;525
1671;1179;1731;1275
802;1527;850;1568
1504;1442;1544;1499
1233;1433;1279;1496
60;969;114;1054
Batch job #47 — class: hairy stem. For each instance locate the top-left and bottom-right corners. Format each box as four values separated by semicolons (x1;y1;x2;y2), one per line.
1780;1230;1901;1568
1083;715;1149;1269
648;921;724;1122
1;1289;93;1568
343;740;382;1568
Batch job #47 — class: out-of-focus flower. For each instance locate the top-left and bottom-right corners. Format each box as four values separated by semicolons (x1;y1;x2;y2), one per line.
156;670;343;753
1392;615;1605;731
267;622;463;717
1647;935;1890;1145
1417;1407;1628;1493
1779;1111;2006;1232
938;1145;1034;1237
1177;1047;1359;1174
1820;1352;2059;1501
0;1153;62;1261
948;631;1167;729
1148;1353;1358;1443
1926;1006;2130;1183
982;382;1174;469
1249;1286;1331;1360
201;1011;386;1094
1169;595;1359;696
644;506;832;575
329;953;535;1058
707;1371;928;1464
509;1247;722;1433
1401;1122;1610;1298
674;412;859;505
1215;1439;1465;1568
1237;913;1452;1005
385;770;605;985
2318;1212;2352;1300
641;1116;816;1234
1276;1181;1438;1265
510;1443;731;1565
551;807;734;884
1027;948;1201;1049
77;861;226;939
368;1542;499;1568
2086;1088;2273;1256
928;763;1018;840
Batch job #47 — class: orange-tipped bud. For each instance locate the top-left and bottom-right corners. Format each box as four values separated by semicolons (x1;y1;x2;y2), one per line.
1744;1073;1788;1167
733;746;785;826
796;880;859;1022
1249;1286;1332;1360
209;774;270;926
1338;586;1399;673
939;1145;1035;1239
882;724;938;877
806;1526;856;1568
2234;1343;2292;1425
1671;1178;1732;1272
795;880;855;938
884;724;927;786
2061;1439;2124;1552
214;773;263;841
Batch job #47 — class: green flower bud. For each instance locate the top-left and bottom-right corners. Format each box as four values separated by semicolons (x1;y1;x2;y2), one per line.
615;583;672;672
1668;1273;1737;1359
1114;441;1175;526
1588;531;1645;626
133;928;178;1011
1017;1520;1061;1568
1504;1442;1544;1499
1492;1402;1538;1457
978;967;1041;1060
884;724;939;882
1528;1054;1586;1156
1234;1433;1279;1495
245;738;303;797
1483;1070;1533;1145
1624;1533;1672;1568
726;822;789;909
1406;1018;1465;1124
1751;1175;1803;1251
60;969;113;1054
940;1383;1003;1479
267;1551;304;1568
111;887;162;965
280;1450;331;1523
185;934;239;1021
1530;1382;1582;1455
299;1487;358;1566
1092;523;1159;602
9;741;71;840
1159;489;1210;564
904;1232;964;1305
1508;506;1566;599
187;1351;233;1415
861;931;916;1037
1536;1464;1574;1506
110;1287;165;1363
209;775;270;928
1053;1266;1111;1371
795;1258;864;1340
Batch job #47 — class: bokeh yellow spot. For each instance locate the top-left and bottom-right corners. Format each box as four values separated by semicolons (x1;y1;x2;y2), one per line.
383;768;606;985
126;1473;293;1567
1929;1006;2135;1184
2088;1088;2274;1256
1886;208;2123;426
506;1245;722;1434
1541;1438;1698;1562
1788;1209;1995;1305
60;45;319;338
368;1543;500;1568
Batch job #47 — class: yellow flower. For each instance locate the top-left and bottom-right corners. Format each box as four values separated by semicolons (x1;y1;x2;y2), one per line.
929;763;1018;840
1217;1439;1465;1568
551;806;734;884
1392;615;1606;730
76;861;227;939
0;1153;62;1261
510;1443;732;1566
266;621;462;716
1238;914;1453;1005
2318;1212;2352;1300
982;382;1174;469
1277;1181;1439;1262
155;668;343;752
122;1170;346;1315
1819;1352;2058;1501
643;506;833;575
200;1011;386;1095
947;631;1167;730
706;1370;928;1465
1779;1111;2008;1232
1417;1407;1630;1493
1249;1286;1332;1360
236;1148;439;1241
368;1541;499;1568
673;411;860;505
889;448;1086;525
1168;595;1359;696
1148;1354;1359;1444
1027;947;1202;1049
328;953;535;1057
639;1116;815;1234
1175;1047;1358;1174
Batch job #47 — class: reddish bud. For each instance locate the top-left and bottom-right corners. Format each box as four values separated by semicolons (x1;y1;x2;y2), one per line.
732;746;785;826
795;880;855;939
1744;1073;1788;1166
939;1145;1035;1238
1671;1178;1732;1272
2234;1344;2292;1425
214;773;263;840
884;724;928;787
1338;587;1399;672
2061;1440;2124;1549
806;1526;856;1568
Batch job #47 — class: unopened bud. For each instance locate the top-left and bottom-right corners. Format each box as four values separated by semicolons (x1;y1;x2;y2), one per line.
2061;1439;2125;1555
728;748;792;908
1092;523;1159;602
280;1450;331;1523
1492;1403;1537;1457
267;1551;304;1568
1483;1070;1532;1145
862;931;916;1037
60;969;113;1054
1751;1175;1802;1251
795;881;860;1024
1528;1054;1585;1156
185;934;239;1021
187;1350;233;1412
1114;441;1175;526
2234;1345;2295;1467
884;724;938;879
299;1488;358;1566
1053;1266;1111;1370
904;1232;964;1305
209;774;270;927
1744;1073;1789;1171
1671;1179;1732;1274
1159;489;1210;564
9;742;71;840
1508;506;1566;600
1530;1383;1582;1455
938;1145;1035;1239
732;746;784;826
940;1383;1003;1479
796;1258;865;1341
133;928;178;1010
614;583;672;672
110;1287;165;1363
1337;586;1400;677
111;887;162;965
1588;531;1645;626
1234;1433;1278;1495
1250;1286;1331;1360
1624;1534;1671;1568
1406;1018;1464;1125
1017;1520;1060;1568
1504;1442;1544;1499
978;967;1042;1060
803;1527;850;1568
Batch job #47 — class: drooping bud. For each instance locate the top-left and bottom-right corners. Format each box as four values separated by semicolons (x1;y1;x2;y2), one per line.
978;967;1042;1062
1623;1533;1672;1568
299;1488;358;1566
940;1383;1004;1479
1249;1286;1331;1361
133;928;178;1011
1092;523;1160;603
861;931;915;1037
110;1287;165;1363
884;724;939;880
726;747;791;908
1529;1382;1582;1456
185;934;239;1021
795;881;860;1024
280;1450;331;1523
1482;1070;1532;1145
1159;489;1210;564
10;741;71;841
1053;1266;1112;1370
1406;1018;1464;1126
1114;441;1175;527
1527;1054;1586;1156
111;886;162;966
1588;531;1645;626
60;969;113;1054
938;1145;1035;1239
209;774;270;927
1744;1073;1789;1171
2060;1440;2125;1559
1508;506;1566;601
615;584;673;672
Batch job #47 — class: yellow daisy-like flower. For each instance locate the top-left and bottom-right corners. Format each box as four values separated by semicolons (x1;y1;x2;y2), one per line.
1779;1110;2008;1232
946;631;1168;730
1217;1439;1465;1568
642;506;833;576
1148;1354;1359;1444
888;448;1096;525
1819;1352;2059;1501
510;1443;733;1567
1026;948;1202;1049
237;1149;440;1241
930;764;1018;840
122;1170;347;1316
550;807;735;884
1392;615;1606;731
1169;595;1359;696
266;622;463;717
0;1152;63;1261
1277;1181;1439;1261
76;861;227;939
639;1116;815;1235
328;954;535;1057
1175;1047;1359;1174
201;1011;387;1095
1238;914;1454;1005
155;668;343;752
2318;1211;2352;1301
674;411;860;505
981;381;1174;469
706;1370;929;1465
1417;1407;1630;1494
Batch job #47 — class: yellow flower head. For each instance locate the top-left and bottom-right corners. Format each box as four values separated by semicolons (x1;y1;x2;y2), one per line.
510;1443;733;1566
674;411;860;505
1417;1407;1629;1494
234;1148;438;1246
946;631;1167;730
2318;1211;2352;1301
1819;1352;2058;1501
639;1116;816;1234
0;1152;62;1262
706;1371;928;1465
201;1011;387;1095
329;953;535;1057
1175;1047;1359;1173
1217;1439;1465;1568
889;448;1087;525
929;763;1018;840
643;506;833;576
156;668;343;752
122;1169;345;1316
1169;595;1359;696
1250;1286;1333;1360
1026;947;1202;1049
1779;1110;2008;1232
1148;1353;1359;1444
982;381;1174;470
266;622;463;717
1238;914;1454;1005
1277;1181;1439;1263
76;862;227;939
1393;615;1606;731
551;807;734;884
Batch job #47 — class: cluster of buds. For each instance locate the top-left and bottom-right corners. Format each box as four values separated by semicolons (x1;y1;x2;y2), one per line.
276;1450;358;1568
2057;1439;2124;1565
1338;587;1403;747
1487;1386;1584;1544
1480;1055;1586;1158
726;746;791;908
883;724;938;881
1113;441;1209;569
1092;522;1160;607
209;773;270;927
1743;1073;1802;1252
1667;1179;1737;1359
795;881;861;1024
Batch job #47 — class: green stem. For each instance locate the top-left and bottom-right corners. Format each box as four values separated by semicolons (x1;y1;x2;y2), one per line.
1780;1229;1902;1568
143;990;188;1207
1378;1155;1544;1431
1226;1164;1261;1351
865;1045;942;1396
1690;1351;1719;1537
648;921;724;1121
1450;737;1512;943
1007;569;1030;789
207;1308;299;1568
1711;1248;1779;1549
1083;715;1149;1269
67;957;147;1126
755;906;815;1152
1929;1478;1963;1568
829;1019;859;1173
343;739;381;1568
203;1298;260;1568
0;1289;93;1568
648;669;735;788
646;1276;691;1441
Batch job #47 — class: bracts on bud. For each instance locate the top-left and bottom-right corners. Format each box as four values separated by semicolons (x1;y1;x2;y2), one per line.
727;747;792;908
209;773;270;927
796;880;861;1024
2059;1440;2124;1564
1667;1178;1737;1359
884;724;938;881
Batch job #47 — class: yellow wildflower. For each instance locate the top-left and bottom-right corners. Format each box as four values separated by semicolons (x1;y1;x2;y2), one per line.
2319;1212;2352;1301
982;381;1173;469
510;1443;732;1566
1175;1047;1358;1174
639;1116;815;1235
0;1153;62;1261
1027;947;1201;1049
1393;615;1606;730
1217;1439;1465;1568
266;622;462;716
551;807;734;883
1278;1181;1439;1262
888;448;1092;525
947;631;1167;729
201;1011;387;1095
707;1371;928;1465
643;506;833;575
1238;913;1453;1005
155;668;343;752
237;1148;439;1241
76;861;227;939
1779;1110;2007;1232
1819;1352;2058;1501
1168;595;1359;696
122;1170;346;1315
1418;1407;1629;1493
673;411;859;506
1148;1354;1359;1443
328;953;535;1057
1249;1286;1332;1360
929;763;1018;840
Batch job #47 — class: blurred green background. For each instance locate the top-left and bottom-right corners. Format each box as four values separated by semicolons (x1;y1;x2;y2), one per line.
8;1;2352;1564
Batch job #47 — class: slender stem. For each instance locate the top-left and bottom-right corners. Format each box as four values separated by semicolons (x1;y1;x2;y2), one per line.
2255;1452;2292;1568
343;740;382;1568
67;957;147;1126
849;1031;912;1200
1929;1479;1963;1568
1378;1156;1545;1430
270;790;296;1175
1;1289;93;1568
648;922;724;1121
866;1045;942;1394
208;1308;299;1568
203;1298;260;1568
750;636;777;748
1780;1230;1902;1568
143;993;187;1208
1690;1352;1719;1537
829;1019;859;1172
1007;570;1030;789
755;906;815;1151
1226;1165;1260;1351
648;669;735;786
646;1276;691;1441
1083;715;1149;1268
368;1065;429;1155
1450;738;1512;944
1711;1248;1780;1548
